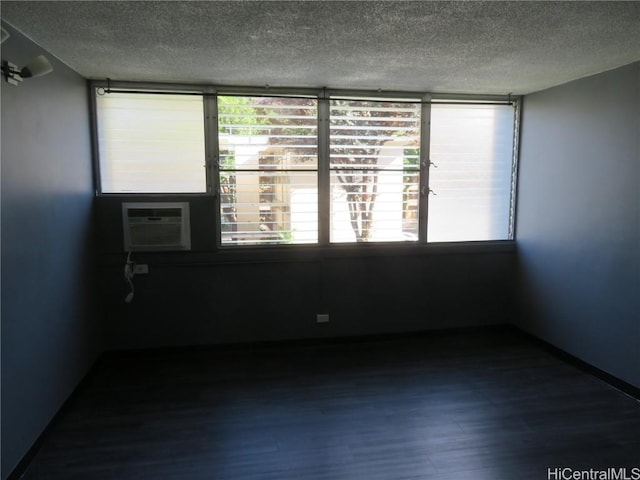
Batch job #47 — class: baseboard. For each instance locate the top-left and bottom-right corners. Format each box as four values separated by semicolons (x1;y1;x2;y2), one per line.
106;323;516;357
513;327;640;401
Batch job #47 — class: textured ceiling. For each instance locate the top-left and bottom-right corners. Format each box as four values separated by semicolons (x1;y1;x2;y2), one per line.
2;1;640;94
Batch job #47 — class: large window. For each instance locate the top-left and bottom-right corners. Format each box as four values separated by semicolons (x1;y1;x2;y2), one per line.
93;85;519;246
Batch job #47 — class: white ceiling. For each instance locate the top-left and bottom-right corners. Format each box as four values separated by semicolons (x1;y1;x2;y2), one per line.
2;1;640;95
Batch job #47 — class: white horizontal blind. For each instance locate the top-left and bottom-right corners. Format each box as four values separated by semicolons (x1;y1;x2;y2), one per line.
329;99;421;242
218;96;318;245
428;103;514;242
96;92;206;193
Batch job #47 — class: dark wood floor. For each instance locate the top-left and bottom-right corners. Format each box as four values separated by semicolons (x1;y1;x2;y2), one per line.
20;328;640;479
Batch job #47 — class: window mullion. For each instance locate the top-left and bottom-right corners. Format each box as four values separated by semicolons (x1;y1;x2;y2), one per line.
508;98;521;240
203;89;221;245
317;94;330;246
419;94;432;243
203;87;218;196
89;86;102;195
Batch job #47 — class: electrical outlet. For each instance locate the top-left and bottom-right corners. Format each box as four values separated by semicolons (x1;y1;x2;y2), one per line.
133;264;149;275
317;314;329;324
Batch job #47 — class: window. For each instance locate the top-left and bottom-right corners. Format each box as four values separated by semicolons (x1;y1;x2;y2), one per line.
329;98;422;243
96;92;206;193
428;103;515;241
93;84;518;246
217;96;318;246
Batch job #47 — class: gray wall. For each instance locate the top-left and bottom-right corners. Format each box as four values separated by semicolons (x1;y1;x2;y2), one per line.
1;23;101;479
95;197;517;350
516;62;640;387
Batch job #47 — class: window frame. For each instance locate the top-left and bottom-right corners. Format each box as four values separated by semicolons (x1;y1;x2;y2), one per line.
325;94;427;244
214;92;320;246
90;81;520;249
91;81;213;196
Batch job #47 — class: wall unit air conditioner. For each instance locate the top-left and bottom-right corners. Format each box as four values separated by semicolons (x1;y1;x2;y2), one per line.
122;202;191;252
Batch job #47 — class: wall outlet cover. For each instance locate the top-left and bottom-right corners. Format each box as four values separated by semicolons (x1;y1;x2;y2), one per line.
133;264;149;274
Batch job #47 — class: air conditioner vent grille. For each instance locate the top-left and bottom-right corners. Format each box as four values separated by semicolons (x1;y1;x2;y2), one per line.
128;208;183;218
129;223;182;247
122;202;191;252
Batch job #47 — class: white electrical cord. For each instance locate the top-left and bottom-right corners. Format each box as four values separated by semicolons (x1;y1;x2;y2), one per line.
124;251;136;303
